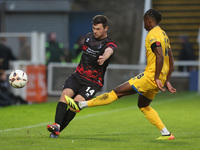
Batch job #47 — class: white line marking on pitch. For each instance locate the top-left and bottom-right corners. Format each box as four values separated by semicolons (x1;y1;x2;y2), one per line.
0;93;197;133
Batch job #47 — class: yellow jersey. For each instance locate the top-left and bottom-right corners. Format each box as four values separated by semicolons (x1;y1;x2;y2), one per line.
145;26;170;82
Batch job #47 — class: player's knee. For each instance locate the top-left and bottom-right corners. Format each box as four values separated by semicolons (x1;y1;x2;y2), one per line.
139;106;145;112
59;89;74;103
137;102;142;108
137;102;149;109
138;95;152;108
139;106;150;113
59;99;67;104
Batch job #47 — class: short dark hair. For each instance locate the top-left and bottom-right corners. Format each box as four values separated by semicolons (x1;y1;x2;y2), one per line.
144;9;162;24
92;15;108;28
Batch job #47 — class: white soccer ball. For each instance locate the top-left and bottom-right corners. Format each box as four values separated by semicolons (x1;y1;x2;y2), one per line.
9;70;28;88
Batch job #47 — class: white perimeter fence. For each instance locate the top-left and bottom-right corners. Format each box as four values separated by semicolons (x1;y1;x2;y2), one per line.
47;27;200;95
47;60;200;96
1;29;200;99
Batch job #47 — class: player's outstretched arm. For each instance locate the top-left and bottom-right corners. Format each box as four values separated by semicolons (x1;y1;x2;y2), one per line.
97;47;113;65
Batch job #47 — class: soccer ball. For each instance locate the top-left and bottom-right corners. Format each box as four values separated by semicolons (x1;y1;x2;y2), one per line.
9;70;28;88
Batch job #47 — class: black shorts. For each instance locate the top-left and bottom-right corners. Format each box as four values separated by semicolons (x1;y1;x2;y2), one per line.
62;74;101;100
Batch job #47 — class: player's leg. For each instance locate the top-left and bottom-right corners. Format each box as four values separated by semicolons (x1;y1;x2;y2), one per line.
138;94;165;130
59;109;69;132
138;94;174;140
60;108;76;132
47;75;79;137
65;81;136;110
65;72;150;111
47;88;74;137
129;72;174;140
60;85;100;131
86;77;137;107
60;95;86;131
129;72;165;130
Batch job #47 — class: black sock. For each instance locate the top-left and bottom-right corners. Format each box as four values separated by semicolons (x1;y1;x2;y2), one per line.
55;102;68;125
60;109;76;132
60;110;69;132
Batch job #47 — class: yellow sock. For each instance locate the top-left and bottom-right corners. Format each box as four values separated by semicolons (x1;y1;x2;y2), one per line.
87;90;118;107
140;106;165;131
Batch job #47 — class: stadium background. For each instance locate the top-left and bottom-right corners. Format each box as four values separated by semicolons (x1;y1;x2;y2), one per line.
0;1;200;149
0;0;199;102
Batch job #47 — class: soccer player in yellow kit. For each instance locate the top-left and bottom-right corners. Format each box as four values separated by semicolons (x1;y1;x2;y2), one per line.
65;9;176;140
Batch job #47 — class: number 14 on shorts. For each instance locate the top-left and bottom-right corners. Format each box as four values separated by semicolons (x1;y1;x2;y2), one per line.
85;87;95;97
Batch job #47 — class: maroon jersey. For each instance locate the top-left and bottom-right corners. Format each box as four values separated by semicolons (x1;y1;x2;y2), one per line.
75;32;117;87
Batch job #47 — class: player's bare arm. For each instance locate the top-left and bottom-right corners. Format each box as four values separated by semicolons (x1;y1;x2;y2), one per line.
154;46;165;91
97;47;114;65
165;47;176;93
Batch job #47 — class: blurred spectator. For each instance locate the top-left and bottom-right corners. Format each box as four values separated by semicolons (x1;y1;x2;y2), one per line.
0;69;28;107
0;69;14;106
46;32;66;65
63;47;71;62
18;36;31;60
178;34;196;72
71;35;85;63
0;38;17;70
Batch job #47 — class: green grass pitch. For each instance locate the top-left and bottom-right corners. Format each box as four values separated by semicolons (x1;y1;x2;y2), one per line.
0;92;200;150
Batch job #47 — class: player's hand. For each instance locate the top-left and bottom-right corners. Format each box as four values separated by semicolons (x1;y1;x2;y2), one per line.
155;79;165;92
165;81;176;93
97;55;105;65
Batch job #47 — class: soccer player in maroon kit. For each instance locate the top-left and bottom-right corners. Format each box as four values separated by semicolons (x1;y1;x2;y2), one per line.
47;15;117;138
